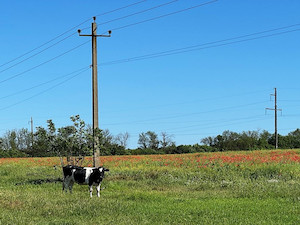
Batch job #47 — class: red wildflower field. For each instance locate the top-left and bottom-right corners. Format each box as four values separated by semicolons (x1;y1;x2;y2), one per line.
0;149;299;169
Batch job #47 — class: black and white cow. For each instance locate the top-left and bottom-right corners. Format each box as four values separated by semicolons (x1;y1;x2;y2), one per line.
62;165;109;197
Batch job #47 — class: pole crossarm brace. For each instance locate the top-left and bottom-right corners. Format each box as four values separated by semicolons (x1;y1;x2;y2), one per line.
78;16;111;167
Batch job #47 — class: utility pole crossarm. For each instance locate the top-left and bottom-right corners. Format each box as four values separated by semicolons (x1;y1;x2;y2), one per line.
78;17;111;37
78;31;111;37
78;16;111;167
265;108;282;112
265;108;275;111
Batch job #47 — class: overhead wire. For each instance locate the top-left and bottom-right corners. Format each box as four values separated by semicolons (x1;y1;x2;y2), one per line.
0;0;147;69
100;23;300;66
0;31;83;74
3;0;299;135
0;0;183;84
160;115;269;134
0;40;91;85
4;1;292;141
94;0;147;17
100;89;269;114
98;0;178;26
0;66;90;100
0;0;217;114
118;116;272;138
109;0;218;32
0;67;90;111
0;26;89;70
169;117;272;136
278;127;300;132
0;0;217;86
101;101;269;126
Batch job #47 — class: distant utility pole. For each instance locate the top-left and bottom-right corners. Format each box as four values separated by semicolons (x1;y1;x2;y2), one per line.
28;117;34;148
266;88;282;149
78;17;111;167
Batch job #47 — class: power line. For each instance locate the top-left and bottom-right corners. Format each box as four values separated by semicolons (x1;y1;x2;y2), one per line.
278;128;300;132
157;115;267;132
100;24;300;66
0;31;81;74
171;123;300;137
124;116;272;138
94;0;147;17
0;67;90;111
110;0;218;32
98;0;179;26
118;116;268;138
0;0;147;69
164;117;271;135
0;40;90;85
0;1;176;78
100;89;269;115
0;66;90;100
0;0;216;77
0;28;90;70
101;101;269;126
0;0;180;84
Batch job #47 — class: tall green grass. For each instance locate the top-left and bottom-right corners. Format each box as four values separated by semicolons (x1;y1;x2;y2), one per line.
0;150;299;224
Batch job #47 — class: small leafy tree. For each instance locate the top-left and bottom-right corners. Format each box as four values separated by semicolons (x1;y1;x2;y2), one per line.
70;115;90;156
138;132;149;149
32;127;51;156
288;128;300;148
114;132;130;149
160;132;175;149
138;131;159;149
147;131;159;150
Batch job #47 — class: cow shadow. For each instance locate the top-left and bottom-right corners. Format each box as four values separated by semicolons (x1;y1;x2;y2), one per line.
15;178;63;186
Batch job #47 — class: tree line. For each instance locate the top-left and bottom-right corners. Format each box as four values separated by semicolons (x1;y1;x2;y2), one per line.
0;115;299;157
201;129;300;151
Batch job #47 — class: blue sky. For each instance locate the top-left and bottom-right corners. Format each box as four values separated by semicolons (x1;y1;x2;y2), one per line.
0;0;300;148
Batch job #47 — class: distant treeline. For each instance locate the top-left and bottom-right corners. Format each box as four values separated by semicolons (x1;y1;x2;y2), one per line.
0;115;299;158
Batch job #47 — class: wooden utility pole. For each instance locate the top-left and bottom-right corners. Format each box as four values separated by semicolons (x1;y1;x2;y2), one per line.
28;117;34;148
266;88;282;149
30;117;33;132
30;117;33;145
78;17;111;167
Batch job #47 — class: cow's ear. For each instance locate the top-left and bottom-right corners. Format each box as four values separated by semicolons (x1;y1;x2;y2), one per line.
104;168;109;172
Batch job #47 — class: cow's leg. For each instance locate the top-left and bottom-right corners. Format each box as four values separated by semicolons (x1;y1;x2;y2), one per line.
89;185;93;198
62;178;65;192
96;184;101;198
63;176;69;193
68;180;74;194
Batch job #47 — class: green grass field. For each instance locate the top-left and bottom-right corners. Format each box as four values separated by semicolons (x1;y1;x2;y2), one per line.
0;150;299;224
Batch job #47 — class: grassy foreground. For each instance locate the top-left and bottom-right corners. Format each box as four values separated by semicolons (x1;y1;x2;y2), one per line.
0;150;299;224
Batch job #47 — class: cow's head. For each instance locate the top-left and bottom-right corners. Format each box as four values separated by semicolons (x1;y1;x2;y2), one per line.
99;167;109;174
90;167;109;184
97;167;109;179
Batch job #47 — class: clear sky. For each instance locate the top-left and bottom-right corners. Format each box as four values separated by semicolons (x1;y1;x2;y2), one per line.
0;0;300;149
